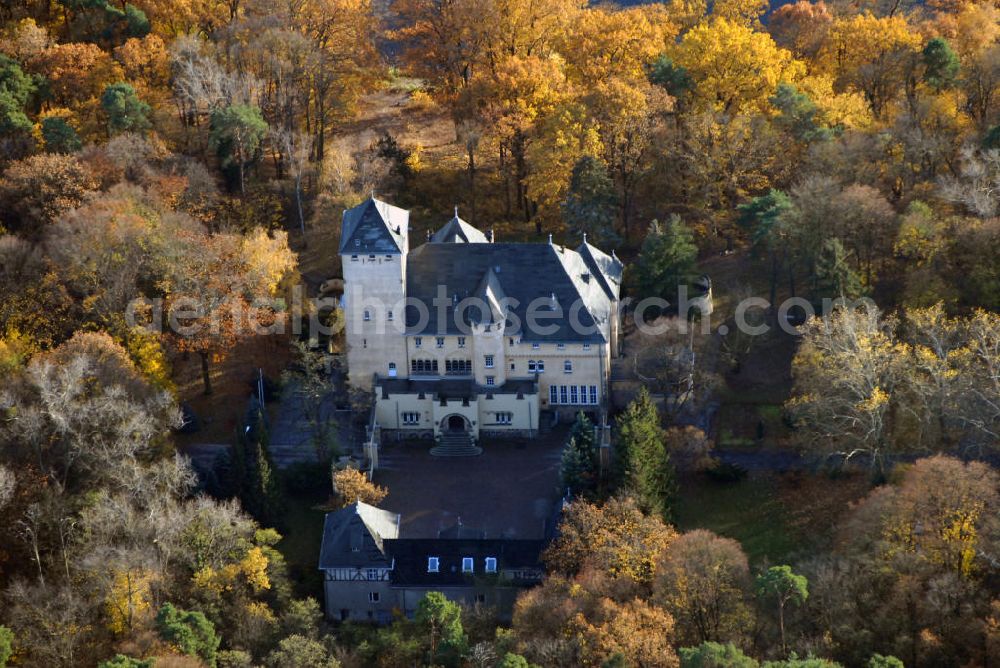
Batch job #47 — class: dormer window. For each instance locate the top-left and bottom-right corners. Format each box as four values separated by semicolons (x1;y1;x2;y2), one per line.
351;255;359;261
462;557;474;573
428;557;439;573
485;557;497;573
355;239;361;247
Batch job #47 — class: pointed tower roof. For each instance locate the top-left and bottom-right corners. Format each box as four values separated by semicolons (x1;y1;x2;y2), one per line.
430;211;489;244
576;240;624;300
340;197;409;254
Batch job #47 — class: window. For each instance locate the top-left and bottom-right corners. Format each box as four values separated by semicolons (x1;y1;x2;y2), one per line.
495;412;512;425
527;360;536;373
458;336;466;348
368;254;375;260
369;592;380;603
385;255;393;260
484;355;495;368
387;310;393;321
445;359;471;375
363;310;371;321
560;385;568;404
411;359;439;375
583;343;591;350
475;593;487;604
564;360;573;373
536;360;545;373
388;362;397;376
590;385;598;404
428;557;439;573
579;385;588;404
367;568;378;580
485;557;497;573
436;337;445;348
354;239;361;247
402;412;420;425
462;557;474;573
414;337;422;348
570;385;578;404
549;385;558;404
532;342;540;349
510;362;516;371
351;255;359;261
557;343;565;350
486;376;495;386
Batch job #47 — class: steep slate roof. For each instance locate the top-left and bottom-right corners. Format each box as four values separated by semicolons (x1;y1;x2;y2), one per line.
404;242;613;343
318;502;400;570
384;539;545;586
430;213;489;244
577;239;624;301
340;197;409;254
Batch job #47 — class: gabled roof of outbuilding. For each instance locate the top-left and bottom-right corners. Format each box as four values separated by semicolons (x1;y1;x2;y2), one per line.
318;502;400;570
340;197;409;254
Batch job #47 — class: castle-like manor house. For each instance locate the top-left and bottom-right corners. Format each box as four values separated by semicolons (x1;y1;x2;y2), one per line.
340;197;623;444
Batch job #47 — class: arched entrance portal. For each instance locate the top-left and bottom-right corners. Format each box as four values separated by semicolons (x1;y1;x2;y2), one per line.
444;414;469;433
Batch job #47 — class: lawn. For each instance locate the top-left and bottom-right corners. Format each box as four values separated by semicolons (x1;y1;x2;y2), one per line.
672;469;871;566
276;492;329;601
673;472;799;564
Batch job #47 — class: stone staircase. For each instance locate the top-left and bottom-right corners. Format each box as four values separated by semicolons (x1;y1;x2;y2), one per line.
430;431;483;457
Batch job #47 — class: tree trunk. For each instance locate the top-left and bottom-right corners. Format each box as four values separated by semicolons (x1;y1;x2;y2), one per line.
778;599;787;655
200;351;213;395
295;175;306;245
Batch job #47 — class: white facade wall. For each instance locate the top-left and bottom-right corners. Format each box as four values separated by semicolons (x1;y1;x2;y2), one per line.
342;252;409;390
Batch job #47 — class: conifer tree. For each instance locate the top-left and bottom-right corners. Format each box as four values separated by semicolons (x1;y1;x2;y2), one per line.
617;387;676;519
560;412;600;496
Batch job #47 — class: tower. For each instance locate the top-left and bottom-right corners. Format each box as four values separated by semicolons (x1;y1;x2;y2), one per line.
340;197;409;391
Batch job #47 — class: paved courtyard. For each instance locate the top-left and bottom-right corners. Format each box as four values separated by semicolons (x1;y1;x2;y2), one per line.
374;428;567;540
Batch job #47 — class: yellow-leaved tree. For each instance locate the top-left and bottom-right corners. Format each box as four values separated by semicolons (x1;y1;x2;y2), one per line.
524;100;603;231
817;13;923;120
713;0;769;28
671;17;805;115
